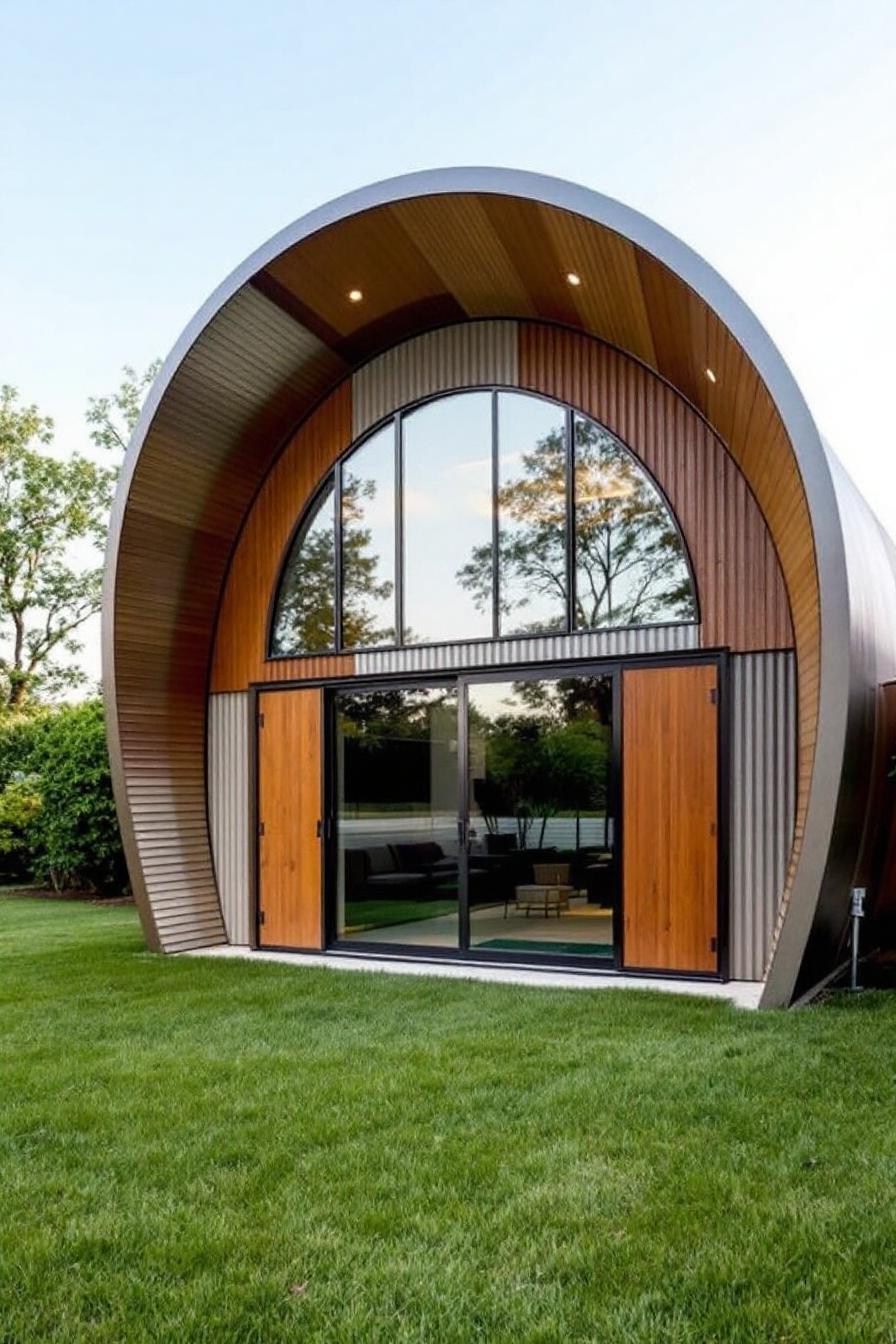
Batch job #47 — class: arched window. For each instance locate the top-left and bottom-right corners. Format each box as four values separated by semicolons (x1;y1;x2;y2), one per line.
270;389;697;656
269;478;336;656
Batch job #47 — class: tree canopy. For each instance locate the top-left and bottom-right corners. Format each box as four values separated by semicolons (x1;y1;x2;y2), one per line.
0;363;159;711
458;414;696;633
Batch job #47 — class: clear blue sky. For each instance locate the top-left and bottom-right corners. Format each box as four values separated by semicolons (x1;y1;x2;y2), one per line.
1;0;894;679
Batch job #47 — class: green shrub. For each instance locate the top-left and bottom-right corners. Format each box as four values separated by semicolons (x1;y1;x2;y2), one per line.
0;774;42;879
0;699;126;895
26;700;126;895
0;710;51;792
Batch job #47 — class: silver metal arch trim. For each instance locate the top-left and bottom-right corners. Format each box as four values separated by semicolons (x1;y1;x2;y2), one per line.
103;168;850;996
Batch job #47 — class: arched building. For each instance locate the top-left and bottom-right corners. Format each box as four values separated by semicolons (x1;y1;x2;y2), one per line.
102;168;896;1006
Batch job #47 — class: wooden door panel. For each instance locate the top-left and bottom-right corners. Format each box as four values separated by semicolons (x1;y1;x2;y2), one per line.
257;688;323;949
623;665;718;973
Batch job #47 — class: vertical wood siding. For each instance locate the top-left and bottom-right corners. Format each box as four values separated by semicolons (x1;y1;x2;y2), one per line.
210;385;353;692
623;664;719;973
257;688;324;949
207;692;251;945
518;324;793;653
730;652;797;979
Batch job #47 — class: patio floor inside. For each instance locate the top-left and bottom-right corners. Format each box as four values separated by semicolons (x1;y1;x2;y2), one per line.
344;894;614;956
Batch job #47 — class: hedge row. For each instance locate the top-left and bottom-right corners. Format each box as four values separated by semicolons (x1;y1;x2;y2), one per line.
0;699;127;895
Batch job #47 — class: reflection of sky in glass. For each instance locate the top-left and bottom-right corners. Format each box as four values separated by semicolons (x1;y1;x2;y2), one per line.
467;677;558;721
498;392;568;636
341;424;395;647
403;392;493;644
270;390;697;657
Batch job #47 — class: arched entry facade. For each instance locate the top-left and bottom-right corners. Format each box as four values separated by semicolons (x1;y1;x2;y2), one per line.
103;169;896;1004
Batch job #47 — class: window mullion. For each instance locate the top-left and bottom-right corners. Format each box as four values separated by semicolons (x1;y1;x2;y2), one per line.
566;405;576;633
333;466;343;652
491;390;500;640
395;413;404;645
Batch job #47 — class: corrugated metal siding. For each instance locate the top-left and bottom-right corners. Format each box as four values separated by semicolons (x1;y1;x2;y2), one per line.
730;652;796;980
207;692;251;945
111;283;346;953
352;320;519;433
356;623;699;675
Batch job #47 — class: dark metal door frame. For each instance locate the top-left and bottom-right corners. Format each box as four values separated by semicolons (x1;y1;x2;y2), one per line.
313;647;727;980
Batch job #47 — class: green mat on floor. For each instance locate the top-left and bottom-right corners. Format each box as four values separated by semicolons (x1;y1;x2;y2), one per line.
476;938;613;957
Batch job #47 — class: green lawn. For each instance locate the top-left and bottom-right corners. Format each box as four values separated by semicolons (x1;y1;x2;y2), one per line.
2;898;896;1343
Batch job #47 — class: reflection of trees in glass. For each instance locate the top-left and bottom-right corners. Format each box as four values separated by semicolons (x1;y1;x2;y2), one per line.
458;424;567;634
341;468;394;648
271;481;336;655
338;688;456;812
574;417;694;627
339;686;454;744
272;470;394;655
512;674;612;727
457;411;695;633
471;678;610;849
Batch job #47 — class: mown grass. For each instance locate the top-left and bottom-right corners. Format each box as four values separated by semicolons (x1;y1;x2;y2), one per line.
2;896;896;1343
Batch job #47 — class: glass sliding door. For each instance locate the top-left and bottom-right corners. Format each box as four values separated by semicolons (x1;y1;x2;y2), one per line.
465;672;616;961
332;685;460;950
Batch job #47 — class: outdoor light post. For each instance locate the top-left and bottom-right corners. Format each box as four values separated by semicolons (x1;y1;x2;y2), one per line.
849;887;866;992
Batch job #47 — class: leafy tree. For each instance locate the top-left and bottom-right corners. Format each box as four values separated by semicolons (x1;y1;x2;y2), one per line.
458;416;695;632
0;388;114;709
86;360;162;455
0;365;160;711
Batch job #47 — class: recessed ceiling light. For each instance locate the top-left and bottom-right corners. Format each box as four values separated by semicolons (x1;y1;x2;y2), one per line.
566;272;582;287
348;288;363;303
705;367;717;383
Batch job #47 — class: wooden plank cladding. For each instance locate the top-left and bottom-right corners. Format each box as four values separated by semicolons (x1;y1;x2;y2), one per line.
519;324;793;653
257;688;324;950
210;385;352;691
622;664;719;973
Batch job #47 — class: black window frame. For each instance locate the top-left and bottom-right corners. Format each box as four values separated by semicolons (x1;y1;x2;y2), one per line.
266;385;700;661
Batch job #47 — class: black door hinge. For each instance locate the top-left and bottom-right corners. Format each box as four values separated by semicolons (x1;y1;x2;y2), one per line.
709;687;718;705
258;820;265;837
259;910;265;926
710;935;718;953
258;711;265;728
